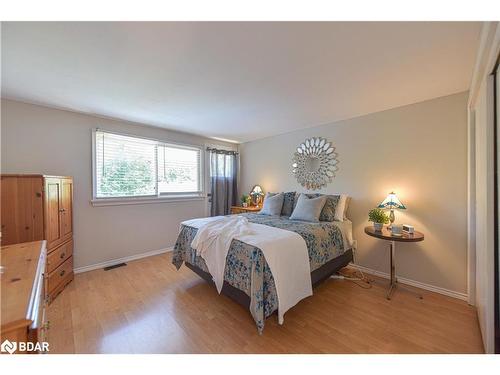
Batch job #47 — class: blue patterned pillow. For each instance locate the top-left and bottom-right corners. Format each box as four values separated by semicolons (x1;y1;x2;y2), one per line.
293;193;340;221
320;195;341;221
281;191;296;216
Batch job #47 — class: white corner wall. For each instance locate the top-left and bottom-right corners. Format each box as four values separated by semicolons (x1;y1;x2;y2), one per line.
240;92;469;297
0;99;236;269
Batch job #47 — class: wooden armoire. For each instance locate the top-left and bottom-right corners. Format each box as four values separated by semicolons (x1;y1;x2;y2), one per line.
1;174;74;302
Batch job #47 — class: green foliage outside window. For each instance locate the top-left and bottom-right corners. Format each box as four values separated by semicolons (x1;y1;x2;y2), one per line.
99;159;154;196
159;168;194;184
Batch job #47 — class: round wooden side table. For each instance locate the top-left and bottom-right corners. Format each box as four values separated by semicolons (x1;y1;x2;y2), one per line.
364;226;424;300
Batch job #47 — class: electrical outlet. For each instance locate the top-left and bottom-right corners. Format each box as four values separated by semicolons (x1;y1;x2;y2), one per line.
352;240;358;250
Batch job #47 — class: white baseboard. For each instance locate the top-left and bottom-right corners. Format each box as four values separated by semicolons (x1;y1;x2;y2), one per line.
74;247;173;274
348;263;468;301
74;250;467;301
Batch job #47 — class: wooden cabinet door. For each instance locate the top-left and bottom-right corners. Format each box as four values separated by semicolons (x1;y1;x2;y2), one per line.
1;177;19;244
60;178;73;242
1;176;44;245
23;177;44;243
44;178;63;249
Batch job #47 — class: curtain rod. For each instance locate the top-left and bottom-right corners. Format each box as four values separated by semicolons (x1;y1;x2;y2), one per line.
206;147;239;155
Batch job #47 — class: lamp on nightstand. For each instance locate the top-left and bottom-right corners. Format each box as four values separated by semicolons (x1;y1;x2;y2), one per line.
378;192;406;230
250;185;264;206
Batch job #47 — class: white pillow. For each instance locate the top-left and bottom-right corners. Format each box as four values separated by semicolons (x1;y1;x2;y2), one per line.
290;194;327;222
343;196;351;220
259;192;284;216
334;194;349;222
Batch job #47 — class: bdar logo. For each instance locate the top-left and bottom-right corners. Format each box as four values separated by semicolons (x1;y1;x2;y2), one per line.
1;339;17;354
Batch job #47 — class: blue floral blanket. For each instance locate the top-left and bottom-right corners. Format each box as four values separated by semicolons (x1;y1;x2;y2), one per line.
172;213;346;333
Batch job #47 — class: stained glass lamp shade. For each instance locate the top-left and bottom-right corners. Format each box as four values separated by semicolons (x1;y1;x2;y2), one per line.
378;192;406;229
251;185;263;196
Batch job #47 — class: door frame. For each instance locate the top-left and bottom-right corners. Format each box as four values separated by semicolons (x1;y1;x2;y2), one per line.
494;55;500;355
467;107;476;306
467;22;500;354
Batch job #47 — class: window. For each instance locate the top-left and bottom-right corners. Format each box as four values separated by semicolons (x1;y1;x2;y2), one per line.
93;129;202;203
157;144;201;194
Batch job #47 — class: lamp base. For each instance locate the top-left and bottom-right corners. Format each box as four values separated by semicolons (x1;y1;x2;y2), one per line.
388;209;395;230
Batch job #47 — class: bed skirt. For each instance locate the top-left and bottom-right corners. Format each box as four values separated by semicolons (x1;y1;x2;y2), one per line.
185;248;354;310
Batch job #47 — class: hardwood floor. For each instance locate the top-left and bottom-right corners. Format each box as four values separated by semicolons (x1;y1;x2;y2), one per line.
47;252;484;354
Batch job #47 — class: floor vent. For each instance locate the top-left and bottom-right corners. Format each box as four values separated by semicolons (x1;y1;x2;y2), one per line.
103;263;127;271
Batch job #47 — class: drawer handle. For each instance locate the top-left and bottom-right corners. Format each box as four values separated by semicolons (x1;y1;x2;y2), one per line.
60;252;66;259
59;270;65;277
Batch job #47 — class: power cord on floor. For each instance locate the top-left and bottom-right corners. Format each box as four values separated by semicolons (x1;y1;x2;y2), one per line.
330;268;373;289
329;242;372;288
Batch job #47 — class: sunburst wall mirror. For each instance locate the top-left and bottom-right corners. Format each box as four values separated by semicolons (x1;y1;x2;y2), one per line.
292;137;339;190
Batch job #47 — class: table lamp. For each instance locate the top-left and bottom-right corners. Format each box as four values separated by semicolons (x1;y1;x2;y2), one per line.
378;192;406;229
250;185;264;206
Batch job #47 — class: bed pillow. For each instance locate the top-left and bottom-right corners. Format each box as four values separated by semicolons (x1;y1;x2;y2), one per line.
293;192;340;221
293;192;320;209
259;192;284;216
289;193;327;222
320;195;341;221
266;191;296;216
336;195;350;221
280;191;296;216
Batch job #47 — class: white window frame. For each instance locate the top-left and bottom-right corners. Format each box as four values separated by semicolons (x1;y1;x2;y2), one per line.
91;128;205;207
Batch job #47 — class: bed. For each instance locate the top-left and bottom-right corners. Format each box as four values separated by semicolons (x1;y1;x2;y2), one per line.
172;213;354;333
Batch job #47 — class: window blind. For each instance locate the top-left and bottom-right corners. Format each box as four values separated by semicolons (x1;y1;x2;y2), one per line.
157;145;201;194
95;131;157;198
94;130;202;199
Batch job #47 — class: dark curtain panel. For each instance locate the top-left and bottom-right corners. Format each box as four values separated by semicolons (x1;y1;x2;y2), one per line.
209;148;238;216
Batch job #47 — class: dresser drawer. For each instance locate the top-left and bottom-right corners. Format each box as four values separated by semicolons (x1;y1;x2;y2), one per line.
47;240;73;273
48;256;73;293
48;271;73;304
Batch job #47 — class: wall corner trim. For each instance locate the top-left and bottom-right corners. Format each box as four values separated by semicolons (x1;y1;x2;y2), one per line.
349;263;468;302
74;247;173;274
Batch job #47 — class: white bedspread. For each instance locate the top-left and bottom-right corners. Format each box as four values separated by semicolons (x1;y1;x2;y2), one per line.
191;215;255;292
182;216;312;324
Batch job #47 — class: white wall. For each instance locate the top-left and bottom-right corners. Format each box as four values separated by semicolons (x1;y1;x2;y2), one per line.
240;92;469;296
0;99;236;269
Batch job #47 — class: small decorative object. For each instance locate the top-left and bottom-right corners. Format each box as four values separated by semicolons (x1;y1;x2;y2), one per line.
292;137;339;190
368;208;390;231
378;192;406;230
402;224;414;234
391;224;403;236
250;185;264;206
241;194;250;207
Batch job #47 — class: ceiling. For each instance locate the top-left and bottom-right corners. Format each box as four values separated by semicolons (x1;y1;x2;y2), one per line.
1;22;482;143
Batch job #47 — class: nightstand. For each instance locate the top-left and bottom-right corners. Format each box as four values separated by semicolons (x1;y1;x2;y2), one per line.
230;206;261;214
364;226;424;300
